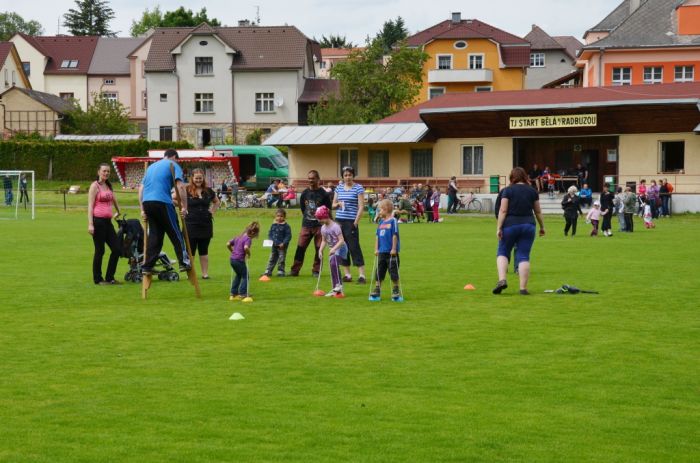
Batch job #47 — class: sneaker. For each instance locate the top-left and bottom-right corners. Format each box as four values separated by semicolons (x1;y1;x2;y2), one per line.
357;276;366;284
492;280;508;295
391;288;401;299
343;275;353;282
519;289;530;295
312;272;320;277
229;295;243;301
369;288;381;299
179;263;192;272
277;271;286;277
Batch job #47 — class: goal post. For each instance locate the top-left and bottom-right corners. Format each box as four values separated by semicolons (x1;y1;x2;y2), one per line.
0;170;35;220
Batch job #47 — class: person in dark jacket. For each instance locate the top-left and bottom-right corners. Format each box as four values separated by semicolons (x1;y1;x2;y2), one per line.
262;208;292;277
562;185;583;236
424;185;434;222
290;170;332;276
599;183;615;237
183;168;219;279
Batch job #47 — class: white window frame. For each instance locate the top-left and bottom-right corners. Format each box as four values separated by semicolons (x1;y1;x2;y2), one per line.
659;140;685;173
453;40;467;50
159;126;173;142
612;67;632;86
319;61;327;69
674;65;694;82
368;150;389;177
428;87;445;100
468;53;485;70
339;147;359;177
142;91;147;110
60;60;78;68
255;92;275;113
530;52;545;67
3;69;8;87
194;93;214;113
101;92;118;104
103;78;115;85
411;148;433;177
462;145;484;176
643;66;663;84
475;86;492;92
195;57;214;76
436;54;453;70
11;70;16;85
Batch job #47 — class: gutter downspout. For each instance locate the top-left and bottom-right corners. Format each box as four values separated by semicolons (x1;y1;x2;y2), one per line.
231;72;236;144
175;70;181;142
598;48;605;87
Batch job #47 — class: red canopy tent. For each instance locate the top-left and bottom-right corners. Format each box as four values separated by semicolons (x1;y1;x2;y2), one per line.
111;157;240;189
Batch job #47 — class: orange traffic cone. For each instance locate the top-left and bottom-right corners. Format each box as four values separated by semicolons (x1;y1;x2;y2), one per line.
464;284;475;290
259;275;271;282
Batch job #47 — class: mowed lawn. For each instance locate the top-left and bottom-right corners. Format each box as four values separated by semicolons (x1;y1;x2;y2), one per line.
1;208;698;462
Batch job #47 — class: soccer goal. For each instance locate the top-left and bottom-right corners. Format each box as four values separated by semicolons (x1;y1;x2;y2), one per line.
0;170;35;220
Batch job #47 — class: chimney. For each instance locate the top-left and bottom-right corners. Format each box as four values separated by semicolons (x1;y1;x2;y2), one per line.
451;12;461;24
238;19;251;26
629;0;641;14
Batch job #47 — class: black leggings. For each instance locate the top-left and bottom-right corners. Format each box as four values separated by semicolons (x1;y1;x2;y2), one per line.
92;217;120;283
142;201;188;269
338;219;364;267
564;214;578;236
188;236;211;256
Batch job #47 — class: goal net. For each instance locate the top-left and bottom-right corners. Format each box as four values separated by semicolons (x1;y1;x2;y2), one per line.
0;170;35;220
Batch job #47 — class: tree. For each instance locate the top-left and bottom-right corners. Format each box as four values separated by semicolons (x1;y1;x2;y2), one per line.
316;34;354;49
308;39;427;125
63;0;116;36
62;93;136;134
375;16;408;52
129;6;222;35
0;12;43;41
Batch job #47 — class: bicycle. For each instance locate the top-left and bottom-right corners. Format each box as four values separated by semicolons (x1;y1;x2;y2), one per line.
457;193;482;213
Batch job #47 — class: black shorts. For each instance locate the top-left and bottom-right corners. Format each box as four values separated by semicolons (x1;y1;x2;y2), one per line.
376;253;400;282
189;236;211;256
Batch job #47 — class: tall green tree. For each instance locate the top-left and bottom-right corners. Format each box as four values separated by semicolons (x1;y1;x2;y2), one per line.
316;34;354;49
63;0;116;36
0;12;43;41
375;16;408;52
308;39;427;125
129;6;221;35
62;93;136;134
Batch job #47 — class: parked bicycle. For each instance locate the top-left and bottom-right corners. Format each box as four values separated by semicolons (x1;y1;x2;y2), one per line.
456;192;482;213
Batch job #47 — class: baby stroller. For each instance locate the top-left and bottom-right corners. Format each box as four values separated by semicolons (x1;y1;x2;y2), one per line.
116;216;179;283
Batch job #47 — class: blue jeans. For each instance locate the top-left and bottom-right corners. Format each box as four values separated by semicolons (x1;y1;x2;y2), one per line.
497;223;536;263
230;258;248;296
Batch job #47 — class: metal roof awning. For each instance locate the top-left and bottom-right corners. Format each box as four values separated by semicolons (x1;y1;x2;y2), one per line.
55;134;143;141
263;123;429;146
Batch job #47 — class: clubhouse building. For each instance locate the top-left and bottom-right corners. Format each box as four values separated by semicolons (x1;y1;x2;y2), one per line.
264;82;700;211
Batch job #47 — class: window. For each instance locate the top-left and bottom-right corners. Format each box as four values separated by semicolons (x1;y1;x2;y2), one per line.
675;65;694;82
103;78;115;85
429;87;445;100
475;86;492;92
255;92;275;113
59;92;74;100
22;62;30;77
3;69;7;86
194;93;214;112
60;60;79;68
101;92;118;103
530;52;545;67
660;141;684;172
437;55;452;69
210;128;225;144
142;91;147;110
339;148;358;176
612;67;631;85
462;145;484;175
411;149;433;177
159;126;173;142
160;93;167;102
199;40;208;46
368;150;389;177
469;54;484;70
319;61;327;69
643;66;663;84
11;70;15;85
454;41;467;49
195;57;213;75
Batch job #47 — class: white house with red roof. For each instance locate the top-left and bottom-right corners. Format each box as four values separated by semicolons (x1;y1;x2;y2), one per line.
524;25;583;89
0;42;31;91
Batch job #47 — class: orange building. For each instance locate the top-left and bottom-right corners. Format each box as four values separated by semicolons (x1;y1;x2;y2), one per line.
406;13;530;102
578;0;700;87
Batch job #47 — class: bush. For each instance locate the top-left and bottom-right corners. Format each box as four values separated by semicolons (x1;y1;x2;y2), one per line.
0;140;191;181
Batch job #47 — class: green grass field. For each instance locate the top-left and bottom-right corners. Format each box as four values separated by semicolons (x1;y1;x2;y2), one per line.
1;207;698;462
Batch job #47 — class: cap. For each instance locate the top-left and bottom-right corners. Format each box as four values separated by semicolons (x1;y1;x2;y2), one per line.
594;200;601;206
314;205;330;220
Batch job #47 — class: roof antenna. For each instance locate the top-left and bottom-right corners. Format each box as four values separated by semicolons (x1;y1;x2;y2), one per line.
254;6;261;25
57;16;60;35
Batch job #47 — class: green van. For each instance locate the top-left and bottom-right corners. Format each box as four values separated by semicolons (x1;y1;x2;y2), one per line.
207;145;289;190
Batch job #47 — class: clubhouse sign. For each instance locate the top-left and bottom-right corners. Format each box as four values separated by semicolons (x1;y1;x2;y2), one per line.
509;114;597;129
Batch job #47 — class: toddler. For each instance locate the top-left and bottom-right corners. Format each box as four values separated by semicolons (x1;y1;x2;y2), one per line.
643;199;656;229
370;200;402;302
227;221;260;301
315;205;348;297
586;201;602;236
262;209;292;277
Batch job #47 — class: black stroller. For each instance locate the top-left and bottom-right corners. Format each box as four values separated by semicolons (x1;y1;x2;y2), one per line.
116;217;179;283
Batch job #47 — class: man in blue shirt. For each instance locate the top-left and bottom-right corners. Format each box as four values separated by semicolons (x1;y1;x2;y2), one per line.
579;183;593;208
138;149;190;274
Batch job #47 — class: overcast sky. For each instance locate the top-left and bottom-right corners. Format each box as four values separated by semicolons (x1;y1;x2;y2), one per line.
11;0;619;43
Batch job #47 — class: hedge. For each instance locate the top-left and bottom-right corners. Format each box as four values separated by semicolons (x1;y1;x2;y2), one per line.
0;140;191;181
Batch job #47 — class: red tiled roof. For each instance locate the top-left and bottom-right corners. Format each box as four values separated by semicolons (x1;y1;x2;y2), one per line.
26;35;99;74
500;46;530;67
321;47;363;57
380;82;700;123
0;42;13;67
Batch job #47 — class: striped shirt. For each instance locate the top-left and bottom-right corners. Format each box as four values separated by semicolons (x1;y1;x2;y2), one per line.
335;182;365;221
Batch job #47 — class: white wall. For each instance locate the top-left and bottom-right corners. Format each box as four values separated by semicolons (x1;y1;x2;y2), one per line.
9;35;47;91
146;72;179;141
233;70;301;123
526;50;576;89
129;39;150;121
177;35;233;123
1;52;27;90
44;75;88;109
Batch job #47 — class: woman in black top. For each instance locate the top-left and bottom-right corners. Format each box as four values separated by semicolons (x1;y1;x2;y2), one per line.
599;183;615;236
184;169;219;279
561;185;583;236
494;167;545;295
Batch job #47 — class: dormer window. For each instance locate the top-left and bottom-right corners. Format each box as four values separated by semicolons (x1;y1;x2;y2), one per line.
195;57;213;75
60;60;79;68
103;78;115;85
454;41;467;49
